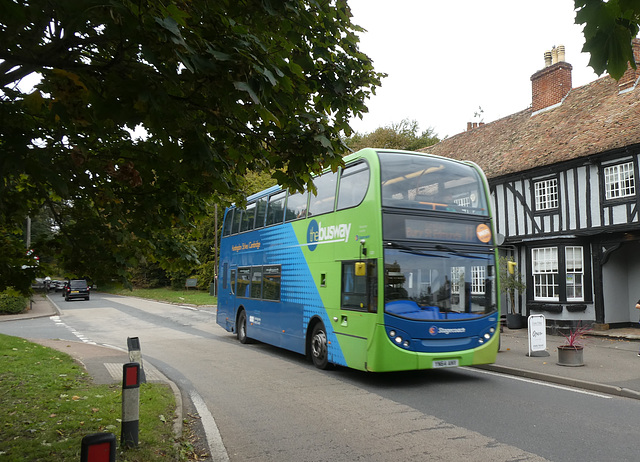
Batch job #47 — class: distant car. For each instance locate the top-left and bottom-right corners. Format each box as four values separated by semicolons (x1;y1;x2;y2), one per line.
51;280;65;292
64;279;90;301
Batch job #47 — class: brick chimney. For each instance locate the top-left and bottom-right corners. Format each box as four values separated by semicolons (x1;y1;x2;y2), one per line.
530;45;572;112
618;38;640;93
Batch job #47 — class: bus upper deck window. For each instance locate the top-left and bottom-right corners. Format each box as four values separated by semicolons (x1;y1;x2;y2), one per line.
308;171;338;216
222;209;234;237
241;203;256;232
266;191;286;226
285;190;308;222
254;197;267;229
232;209;243;234
337;162;369;210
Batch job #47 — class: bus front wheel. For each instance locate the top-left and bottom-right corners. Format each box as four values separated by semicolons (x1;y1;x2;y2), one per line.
310;323;331;370
237;310;250;344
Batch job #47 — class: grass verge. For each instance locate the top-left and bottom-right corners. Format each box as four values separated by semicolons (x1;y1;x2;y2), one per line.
101;286;217;306
0;334;181;461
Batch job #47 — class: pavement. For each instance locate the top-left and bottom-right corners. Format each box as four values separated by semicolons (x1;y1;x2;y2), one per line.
4;295;640;408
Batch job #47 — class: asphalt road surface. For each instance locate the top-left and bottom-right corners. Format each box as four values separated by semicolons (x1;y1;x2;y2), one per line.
2;293;637;461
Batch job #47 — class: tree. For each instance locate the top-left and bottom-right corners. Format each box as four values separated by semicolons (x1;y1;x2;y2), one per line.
0;0;384;292
575;0;640;79
344;119;439;152
498;257;526;316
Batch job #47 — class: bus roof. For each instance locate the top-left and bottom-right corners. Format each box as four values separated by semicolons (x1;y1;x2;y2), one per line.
240;148;483;205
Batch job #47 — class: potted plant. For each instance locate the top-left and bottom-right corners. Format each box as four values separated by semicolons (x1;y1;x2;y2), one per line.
499;256;527;329
557;323;592;367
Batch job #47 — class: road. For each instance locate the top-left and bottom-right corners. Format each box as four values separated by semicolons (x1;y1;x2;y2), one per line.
1;293;637;461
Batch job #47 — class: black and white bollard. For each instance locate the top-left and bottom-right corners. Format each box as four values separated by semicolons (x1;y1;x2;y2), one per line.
121;362;140;448
80;432;116;462
127;337;146;383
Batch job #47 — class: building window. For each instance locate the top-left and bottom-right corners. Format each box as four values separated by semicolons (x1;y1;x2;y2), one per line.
534;178;558;211
532;247;559;301
471;266;486;294
604;162;635;200
565;246;584;301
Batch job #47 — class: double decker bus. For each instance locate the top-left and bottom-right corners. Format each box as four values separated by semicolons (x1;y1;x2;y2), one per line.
216;148;500;372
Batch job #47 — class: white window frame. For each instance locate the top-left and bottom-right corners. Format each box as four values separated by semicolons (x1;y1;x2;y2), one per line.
604;162;635;200
534;178;559;211
471;266;486;294
532;247;559;301
451;267;464;294
565;246;584;301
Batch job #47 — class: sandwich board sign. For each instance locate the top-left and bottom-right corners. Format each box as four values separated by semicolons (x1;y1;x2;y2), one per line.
528;314;549;357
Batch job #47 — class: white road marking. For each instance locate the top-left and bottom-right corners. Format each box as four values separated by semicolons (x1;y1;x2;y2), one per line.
465;367;613;398
50;315;96;345
189;390;230;461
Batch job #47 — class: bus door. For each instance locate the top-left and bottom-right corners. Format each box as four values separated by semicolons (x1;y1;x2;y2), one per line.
337;259;378;368
221;266;237;332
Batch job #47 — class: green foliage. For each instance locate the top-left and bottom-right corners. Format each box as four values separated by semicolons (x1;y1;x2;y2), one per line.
0;0;384;292
0;288;28;314
498;256;526;315
344;119;439;152
129;261;171;289
197;261;218;290
575;0;640;79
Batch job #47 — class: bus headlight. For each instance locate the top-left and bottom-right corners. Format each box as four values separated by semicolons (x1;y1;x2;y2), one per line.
388;329;411;348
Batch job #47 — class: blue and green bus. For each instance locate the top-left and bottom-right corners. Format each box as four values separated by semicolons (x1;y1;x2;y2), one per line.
216;148;500;372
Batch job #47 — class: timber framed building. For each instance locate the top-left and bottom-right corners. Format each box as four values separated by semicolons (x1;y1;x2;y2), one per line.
422;39;640;329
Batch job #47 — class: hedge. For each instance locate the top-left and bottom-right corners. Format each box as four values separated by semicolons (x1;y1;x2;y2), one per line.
0;288;28;314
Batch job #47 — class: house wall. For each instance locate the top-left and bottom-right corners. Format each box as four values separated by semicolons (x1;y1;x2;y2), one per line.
492;149;640;325
492;152;640;240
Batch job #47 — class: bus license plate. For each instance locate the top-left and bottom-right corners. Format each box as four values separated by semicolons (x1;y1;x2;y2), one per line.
433;359;459;368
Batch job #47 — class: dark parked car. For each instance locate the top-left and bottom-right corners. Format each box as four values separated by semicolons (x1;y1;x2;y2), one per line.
64;279;90;301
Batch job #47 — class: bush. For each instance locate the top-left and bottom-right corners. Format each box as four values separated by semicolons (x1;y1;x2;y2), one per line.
196;261;217;291
0;288;28;314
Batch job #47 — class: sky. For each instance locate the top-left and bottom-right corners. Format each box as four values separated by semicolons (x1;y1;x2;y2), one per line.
346;0;600;139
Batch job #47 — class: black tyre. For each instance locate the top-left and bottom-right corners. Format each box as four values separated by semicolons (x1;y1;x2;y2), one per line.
237;310;250;344
310;323;331;370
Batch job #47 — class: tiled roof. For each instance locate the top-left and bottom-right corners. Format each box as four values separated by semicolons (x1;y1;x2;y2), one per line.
421;76;640;179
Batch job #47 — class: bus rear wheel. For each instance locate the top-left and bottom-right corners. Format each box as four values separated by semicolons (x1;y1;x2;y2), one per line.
237;310;250;344
310;323;331;370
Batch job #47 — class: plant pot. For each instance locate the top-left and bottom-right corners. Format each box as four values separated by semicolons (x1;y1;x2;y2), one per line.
506;313;524;329
557;345;584;367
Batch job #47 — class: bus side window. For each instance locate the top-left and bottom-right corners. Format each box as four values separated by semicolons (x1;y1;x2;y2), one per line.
222;263;228;290
308;170;338;216
237;267;250;298
254;197;267;229
285;190;308;221
232;209;243;234
222;209;234;237
266;191;286;226
250;267;262;299
230;269;236;295
263;265;281;301
337;162;370;210
241;203;256;232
